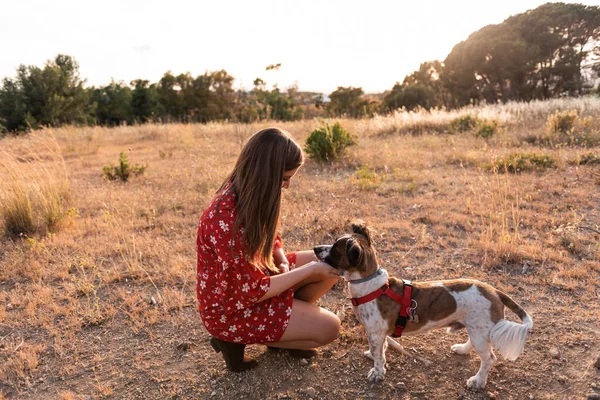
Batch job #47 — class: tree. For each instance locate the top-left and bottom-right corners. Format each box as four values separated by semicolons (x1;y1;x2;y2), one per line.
441;3;600;106
90;80;133;125
384;61;445;111
0;54;91;132
130;79;161;122
326;86;370;118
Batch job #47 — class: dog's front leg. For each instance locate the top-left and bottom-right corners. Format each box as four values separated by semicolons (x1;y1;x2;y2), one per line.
366;331;387;382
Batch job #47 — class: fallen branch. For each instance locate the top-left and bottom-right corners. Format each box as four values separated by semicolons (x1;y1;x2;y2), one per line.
579;225;600;235
386;336;432;365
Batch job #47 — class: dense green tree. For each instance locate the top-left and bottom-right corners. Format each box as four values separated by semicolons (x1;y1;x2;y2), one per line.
0;54;90;132
130;79;161;122
90;80;133;125
384;61;445;111
326;86;370;118
442;2;600;106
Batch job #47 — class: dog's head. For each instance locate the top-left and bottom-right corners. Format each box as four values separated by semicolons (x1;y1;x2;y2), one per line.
314;220;377;275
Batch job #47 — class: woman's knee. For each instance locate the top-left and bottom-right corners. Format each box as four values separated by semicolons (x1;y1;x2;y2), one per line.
318;310;341;345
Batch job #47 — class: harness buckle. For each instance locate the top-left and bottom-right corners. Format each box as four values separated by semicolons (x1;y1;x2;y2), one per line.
351;298;359;307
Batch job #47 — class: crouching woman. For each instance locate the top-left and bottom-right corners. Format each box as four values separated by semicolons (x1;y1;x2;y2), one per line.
196;127;341;371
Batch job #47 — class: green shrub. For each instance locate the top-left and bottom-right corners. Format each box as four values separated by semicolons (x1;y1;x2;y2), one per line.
487;153;556;173
350;165;380;190
449;115;481;133
570;152;600;165
547;110;577;134
304;122;357;162
475;120;498;138
103;152;147;182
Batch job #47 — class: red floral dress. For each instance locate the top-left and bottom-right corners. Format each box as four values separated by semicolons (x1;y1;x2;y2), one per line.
196;185;297;344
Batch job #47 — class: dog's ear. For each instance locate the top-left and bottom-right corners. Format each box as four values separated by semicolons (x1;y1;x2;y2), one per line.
345;238;362;267
351;220;372;245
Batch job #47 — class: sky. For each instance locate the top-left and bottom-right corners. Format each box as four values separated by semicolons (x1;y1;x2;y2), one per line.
2;0;600;94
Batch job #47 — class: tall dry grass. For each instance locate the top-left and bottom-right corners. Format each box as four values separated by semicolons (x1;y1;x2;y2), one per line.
0;128;70;236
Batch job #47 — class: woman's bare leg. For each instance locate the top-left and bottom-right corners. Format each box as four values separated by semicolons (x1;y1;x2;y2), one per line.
292;250;339;304
268;298;340;350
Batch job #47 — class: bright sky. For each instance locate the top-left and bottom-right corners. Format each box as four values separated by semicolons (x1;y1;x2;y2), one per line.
2;0;600;94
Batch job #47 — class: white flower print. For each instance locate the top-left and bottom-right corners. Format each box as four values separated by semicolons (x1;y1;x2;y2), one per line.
210;235;217;245
200;280;206;289
258;324;265;332
268;308;275;316
220;315;227;323
286;307;292;317
241;283;250;293
229;325;237;333
243;309;252;318
219;220;229;232
260;283;269;292
236;301;244;310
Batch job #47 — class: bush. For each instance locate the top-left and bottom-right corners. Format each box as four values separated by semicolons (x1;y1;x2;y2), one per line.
350;165;380;190
475;120;498;138
103;152;147;182
547;110;577;134
570;152;600;165
304;122;356;162
487;153;557;173
449;115;481;133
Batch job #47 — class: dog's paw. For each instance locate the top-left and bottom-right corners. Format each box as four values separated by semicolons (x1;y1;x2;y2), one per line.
363;350;373;360
466;375;486;391
451;343;472;355
367;367;385;382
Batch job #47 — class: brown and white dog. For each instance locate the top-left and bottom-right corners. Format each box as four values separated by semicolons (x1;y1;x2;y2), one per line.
314;221;533;390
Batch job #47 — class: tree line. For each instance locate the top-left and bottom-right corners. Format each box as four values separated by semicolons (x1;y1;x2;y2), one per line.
1;2;599;134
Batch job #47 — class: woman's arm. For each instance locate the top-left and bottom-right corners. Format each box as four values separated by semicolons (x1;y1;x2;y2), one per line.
273;246;290;272
257;261;339;302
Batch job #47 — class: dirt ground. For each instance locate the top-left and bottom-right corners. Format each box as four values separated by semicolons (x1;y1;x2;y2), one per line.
4;260;599;400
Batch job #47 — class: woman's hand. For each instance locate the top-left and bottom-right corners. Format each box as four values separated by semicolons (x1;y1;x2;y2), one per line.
301;261;340;279
277;261;290;274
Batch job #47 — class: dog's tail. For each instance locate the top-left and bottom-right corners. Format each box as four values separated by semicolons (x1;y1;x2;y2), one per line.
490;290;533;361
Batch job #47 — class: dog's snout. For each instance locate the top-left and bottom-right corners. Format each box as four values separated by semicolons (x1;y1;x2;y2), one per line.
313;245;330;261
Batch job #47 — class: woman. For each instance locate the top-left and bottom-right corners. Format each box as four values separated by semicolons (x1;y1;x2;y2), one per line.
196;127;341;372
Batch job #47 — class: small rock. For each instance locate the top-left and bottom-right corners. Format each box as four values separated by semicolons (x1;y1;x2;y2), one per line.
300;358;308;366
557;375;567;384
395;382;406;390
594;355;600;369
177;342;191;352
210;391;217;397
587;393;600;400
150;296;157;306
305;387;317;397
550;347;561;359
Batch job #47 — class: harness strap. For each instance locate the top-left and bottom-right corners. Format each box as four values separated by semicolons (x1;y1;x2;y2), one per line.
351;283;389;306
392;280;413;337
349;279;414;338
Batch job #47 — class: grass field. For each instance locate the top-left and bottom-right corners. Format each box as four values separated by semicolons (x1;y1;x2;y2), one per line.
0;97;599;399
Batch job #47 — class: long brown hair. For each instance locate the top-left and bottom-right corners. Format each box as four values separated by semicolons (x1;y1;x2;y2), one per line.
219;128;303;273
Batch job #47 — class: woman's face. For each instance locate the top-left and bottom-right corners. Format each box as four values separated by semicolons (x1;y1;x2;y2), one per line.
282;167;300;189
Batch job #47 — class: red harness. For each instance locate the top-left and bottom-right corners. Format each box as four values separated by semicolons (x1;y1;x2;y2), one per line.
350;280;413;338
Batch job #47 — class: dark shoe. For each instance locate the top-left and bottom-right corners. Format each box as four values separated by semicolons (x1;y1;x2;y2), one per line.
267;346;318;359
210;337;258;372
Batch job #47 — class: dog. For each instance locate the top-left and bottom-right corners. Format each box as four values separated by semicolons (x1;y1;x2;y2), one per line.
314;221;533;390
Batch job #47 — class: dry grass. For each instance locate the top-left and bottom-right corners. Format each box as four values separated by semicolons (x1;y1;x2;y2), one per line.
0;97;599;398
0;129;70;236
